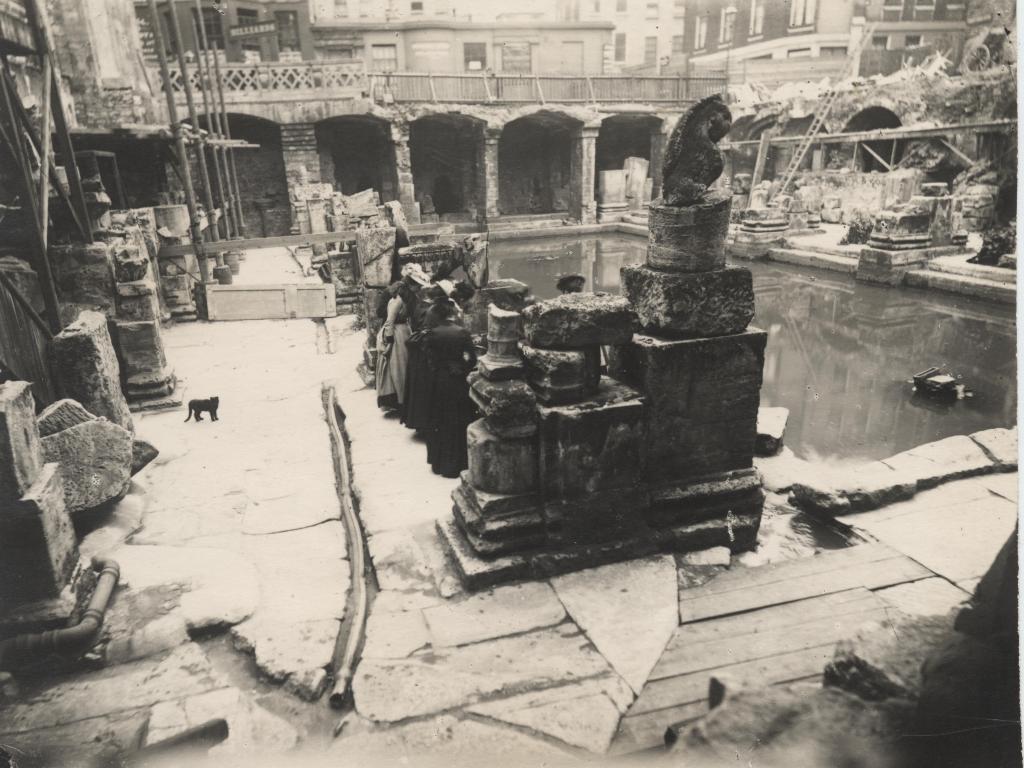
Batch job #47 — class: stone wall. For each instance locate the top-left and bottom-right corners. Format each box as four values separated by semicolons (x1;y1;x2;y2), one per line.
498;120;573;215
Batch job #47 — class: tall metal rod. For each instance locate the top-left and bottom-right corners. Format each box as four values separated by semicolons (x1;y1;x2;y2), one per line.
191;9;232;240
165;0;223;270
0;65;61;333
37;55;51;243
209;0;245;233
146;0;209;283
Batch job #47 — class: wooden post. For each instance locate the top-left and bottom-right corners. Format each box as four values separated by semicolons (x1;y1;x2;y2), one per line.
147;0;210;284
37;56;51;240
750;131;771;191
208;1;246;233
165;0;223;270
192;6;233;240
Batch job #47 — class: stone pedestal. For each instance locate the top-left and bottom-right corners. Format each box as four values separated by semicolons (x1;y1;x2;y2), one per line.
856;244;964;286
521;344;601;404
730;208;791;259
467;420;538;495
355;226;398;289
116;320;176;401
50;242;117;312
466;279;532;337
49;311;133;433
647;194;730;271
597;170;628;222
469;374;536;438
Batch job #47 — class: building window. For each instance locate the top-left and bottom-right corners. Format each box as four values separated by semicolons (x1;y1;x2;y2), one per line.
671;34;684;52
913;0;933;18
719;6;735;43
333;0;348;16
646;1;658;18
371;43;398;71
411;0;424;12
643;35;657;64
749;0;764;34
820;45;847;56
944;1;965;20
788;0;816;27
161;10;177;55
501;41;531;72
787;47;811;57
871;34;890;48
881;0;903;20
904;33;922;47
614;31;626;59
694;14;707;49
673;0;684;16
235;8;262;59
616;0;627;11
464;42;487;70
189;7;224;49
274;10;299;52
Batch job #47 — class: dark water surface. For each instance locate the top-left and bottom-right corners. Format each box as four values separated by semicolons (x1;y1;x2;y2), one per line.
488;234;1017;463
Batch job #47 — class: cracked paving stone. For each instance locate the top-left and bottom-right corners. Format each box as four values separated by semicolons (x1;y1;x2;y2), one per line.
467;675;633;753
330;713;579;765
110;543;259;631
362;599;431;659
423;582;566;648
551;555;679;694
352;623;614;723
232;617;340;701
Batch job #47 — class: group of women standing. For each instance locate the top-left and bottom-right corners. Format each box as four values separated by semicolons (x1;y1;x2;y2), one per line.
375;265;478;479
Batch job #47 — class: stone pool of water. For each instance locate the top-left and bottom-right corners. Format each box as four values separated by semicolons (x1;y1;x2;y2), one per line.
489;234;1017;463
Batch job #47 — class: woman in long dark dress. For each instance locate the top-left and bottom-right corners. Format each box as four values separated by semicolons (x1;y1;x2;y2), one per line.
423;300;478;478
401;284;449;434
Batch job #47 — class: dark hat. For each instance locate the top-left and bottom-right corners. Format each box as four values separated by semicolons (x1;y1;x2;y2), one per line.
556;274;586;293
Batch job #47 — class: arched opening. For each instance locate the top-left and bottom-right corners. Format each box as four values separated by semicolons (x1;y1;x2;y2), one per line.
409;114;483;221
315;115;396;199
844;107;904;173
729;115;776;179
594;114;662;197
771;115;816;178
224;114;289;237
498;111;581;215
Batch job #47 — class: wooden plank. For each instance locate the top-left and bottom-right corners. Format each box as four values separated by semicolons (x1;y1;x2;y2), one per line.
610;700;707;755
665;588;873;651
678;544;930;623
158;230;358;258
206;283;335;321
652;600;889;683
722;119;1017;148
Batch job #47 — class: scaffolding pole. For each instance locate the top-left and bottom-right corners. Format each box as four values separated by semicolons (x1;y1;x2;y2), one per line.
210;0;246;234
191;8;233;240
164;0;223;269
146;0;210;284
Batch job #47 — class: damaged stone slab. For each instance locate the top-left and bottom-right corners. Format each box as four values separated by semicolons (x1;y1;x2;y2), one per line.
422;581;565;648
755;406;789;457
791;432;1010;517
522;293;636;349
351;623;614;722
41;417;133;514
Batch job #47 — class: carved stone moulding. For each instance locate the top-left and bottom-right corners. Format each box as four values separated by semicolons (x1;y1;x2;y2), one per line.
647;192;731;272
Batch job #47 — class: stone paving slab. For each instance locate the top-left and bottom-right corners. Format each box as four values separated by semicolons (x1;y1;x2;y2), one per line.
423;582;566;648
551;555;679;694
351;624;615;722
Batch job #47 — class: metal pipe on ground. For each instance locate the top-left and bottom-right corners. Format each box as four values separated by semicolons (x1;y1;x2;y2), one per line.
0;558;120;669
322;384;370;711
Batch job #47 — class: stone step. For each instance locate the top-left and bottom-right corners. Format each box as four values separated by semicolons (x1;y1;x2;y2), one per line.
782;238;861;258
926;257;1016;284
766;247;858;274
487;217;568;232
905;269;1016;305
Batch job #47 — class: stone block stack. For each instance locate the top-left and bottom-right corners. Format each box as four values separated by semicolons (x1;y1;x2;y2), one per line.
153;204;199;321
731;181;788;259
0;382;80;610
618;190;765;552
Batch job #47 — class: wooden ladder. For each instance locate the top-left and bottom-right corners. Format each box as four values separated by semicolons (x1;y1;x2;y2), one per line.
769;23;877;202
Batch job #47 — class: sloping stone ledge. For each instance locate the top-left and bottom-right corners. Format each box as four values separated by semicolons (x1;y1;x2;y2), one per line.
790;428;1017;517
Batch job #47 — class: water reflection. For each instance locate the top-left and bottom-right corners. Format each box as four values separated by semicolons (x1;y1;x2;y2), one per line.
489;235;1017;462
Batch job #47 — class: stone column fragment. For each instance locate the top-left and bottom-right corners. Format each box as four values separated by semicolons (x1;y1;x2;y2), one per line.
0;381;43;503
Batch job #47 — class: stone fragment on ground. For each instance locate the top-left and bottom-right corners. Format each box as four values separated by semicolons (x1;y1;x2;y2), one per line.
352;624;614;722
37;398;95;437
755;406;788;456
522;293;635;349
551;555;678;693
41;418;133;514
675;683;915;766
331;713;577;765
146;684;299;755
824;612;956;701
232;617;338;700
467;675;633;753
130;438;159;475
422;582;566;648
881;435;994;488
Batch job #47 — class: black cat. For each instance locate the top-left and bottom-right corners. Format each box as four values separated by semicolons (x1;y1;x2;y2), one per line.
184;396;219;422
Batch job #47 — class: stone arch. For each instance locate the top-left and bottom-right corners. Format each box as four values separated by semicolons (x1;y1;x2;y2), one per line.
843;106;904;172
409;113;486;220
498;110;583;215
315;114;396;198
729;114;778;180
594;113;663;198
220;113;289;237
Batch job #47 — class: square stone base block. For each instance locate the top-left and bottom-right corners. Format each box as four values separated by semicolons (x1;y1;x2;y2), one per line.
440;467;763;590
856;245;964;286
729;229;786;260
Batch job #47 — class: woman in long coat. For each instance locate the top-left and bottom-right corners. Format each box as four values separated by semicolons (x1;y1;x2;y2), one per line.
375;282;411;412
423;300;478;478
401;284;448;433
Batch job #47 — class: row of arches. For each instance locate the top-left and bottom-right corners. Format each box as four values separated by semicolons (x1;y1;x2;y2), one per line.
183;110;671;235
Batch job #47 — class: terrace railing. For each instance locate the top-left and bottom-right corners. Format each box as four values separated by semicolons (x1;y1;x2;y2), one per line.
162;61;725;107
